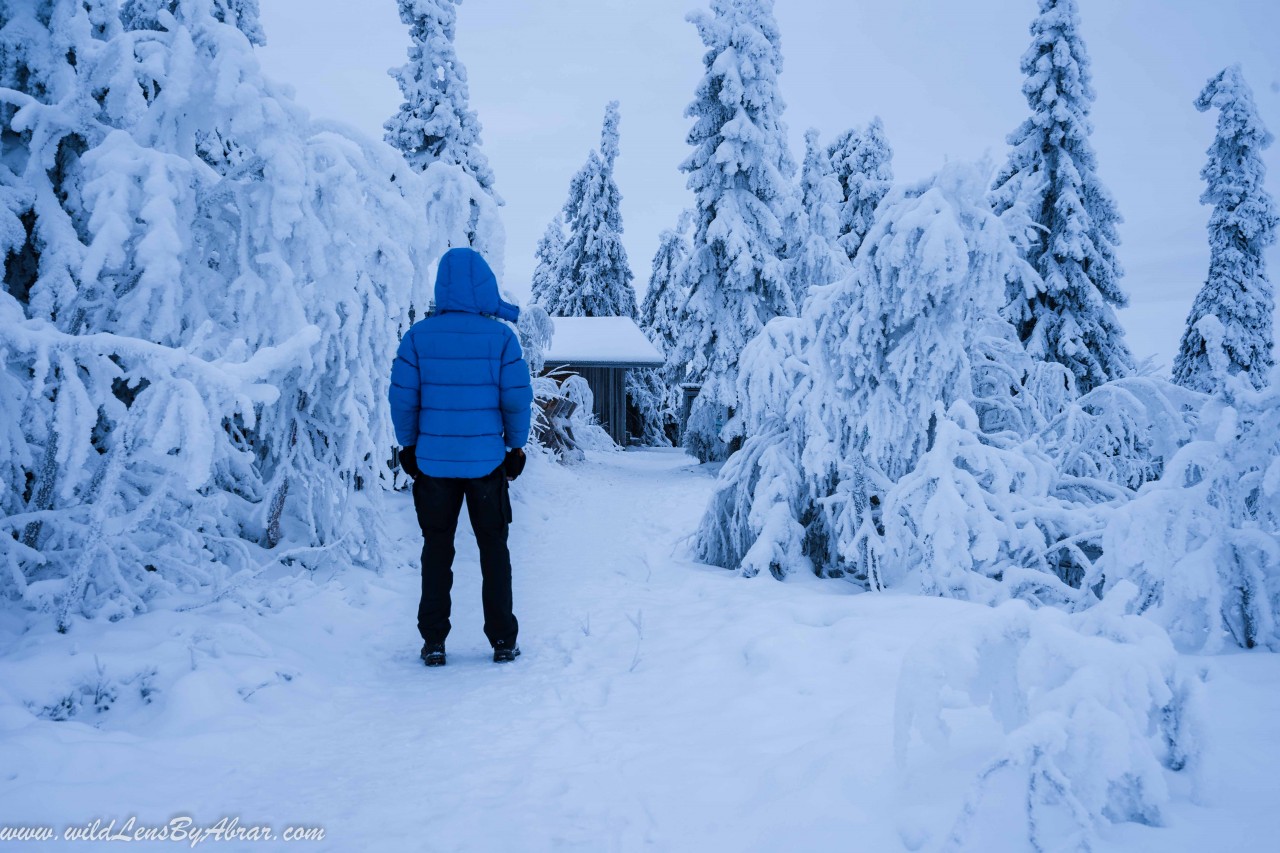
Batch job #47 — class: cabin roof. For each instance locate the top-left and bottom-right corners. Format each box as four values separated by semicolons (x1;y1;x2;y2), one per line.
543;316;665;369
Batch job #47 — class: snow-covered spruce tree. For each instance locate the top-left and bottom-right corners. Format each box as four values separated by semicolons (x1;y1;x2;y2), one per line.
813;165;1067;592
630;214;693;445
529;214;565;309
677;0;799;462
545;101;637;319
1;0;92;327
1;0;434;629
1173;66;1278;393
384;0;504;279
384;0;495;196
112;2;433;558
0;0;313;626
698;163;1079;594
786;128;850;301
826;117;893;263
640;213;692;360
1106;318;1280;651
695;315;815;577
872;166;1198;599
990;0;1133;394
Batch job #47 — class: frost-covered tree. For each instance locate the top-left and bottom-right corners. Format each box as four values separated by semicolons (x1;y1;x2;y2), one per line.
120;0;266;43
517;301;554;377
1173;66;1278;394
991;0;1133;394
900;595;1199;850
384;0;496;196
544;102;637;319
787;128;849;300
630;214;693;445
529;214;565;309
1107;318;1280;652
698;163;1068;590
1;0;92;325
696;316;815;577
639;214;691;359
384;0;504;274
819;168;1018;482
0;0;461;630
807;165;1053;589
677;0;799;462
826;118;893;262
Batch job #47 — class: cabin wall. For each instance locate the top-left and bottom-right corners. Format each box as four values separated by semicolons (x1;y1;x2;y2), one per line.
544;364;631;446
577;366;629;446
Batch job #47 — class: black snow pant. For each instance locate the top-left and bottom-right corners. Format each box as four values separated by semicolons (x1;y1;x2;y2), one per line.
412;464;518;649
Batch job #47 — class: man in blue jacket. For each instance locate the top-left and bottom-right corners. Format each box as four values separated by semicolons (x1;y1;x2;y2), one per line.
389;248;533;667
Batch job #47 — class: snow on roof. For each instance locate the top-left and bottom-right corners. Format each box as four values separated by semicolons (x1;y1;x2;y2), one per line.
543;316;665;367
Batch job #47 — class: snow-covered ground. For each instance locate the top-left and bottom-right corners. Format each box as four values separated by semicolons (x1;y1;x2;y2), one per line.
2;449;1278;851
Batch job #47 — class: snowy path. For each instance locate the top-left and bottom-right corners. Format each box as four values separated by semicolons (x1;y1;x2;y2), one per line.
4;449;1280;851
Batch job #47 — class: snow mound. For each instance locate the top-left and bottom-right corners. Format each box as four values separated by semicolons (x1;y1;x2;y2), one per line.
895;584;1201;852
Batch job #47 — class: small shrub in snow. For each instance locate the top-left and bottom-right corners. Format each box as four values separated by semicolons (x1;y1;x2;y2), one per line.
880;401;1084;606
1103;328;1280;651
896;589;1201;852
560;375;616;452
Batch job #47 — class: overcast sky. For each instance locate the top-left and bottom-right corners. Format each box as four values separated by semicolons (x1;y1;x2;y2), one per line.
256;0;1280;367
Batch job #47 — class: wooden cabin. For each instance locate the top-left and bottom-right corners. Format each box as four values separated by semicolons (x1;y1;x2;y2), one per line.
543;316;665;446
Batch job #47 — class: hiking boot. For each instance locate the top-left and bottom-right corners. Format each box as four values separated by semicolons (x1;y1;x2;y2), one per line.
493;644;521;663
421;642;446;667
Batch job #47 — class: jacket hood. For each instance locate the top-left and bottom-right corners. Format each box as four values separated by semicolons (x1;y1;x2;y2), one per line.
434;248;519;323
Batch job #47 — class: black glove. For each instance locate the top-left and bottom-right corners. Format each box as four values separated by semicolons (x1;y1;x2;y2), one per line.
503;448;526;481
399;446;422;480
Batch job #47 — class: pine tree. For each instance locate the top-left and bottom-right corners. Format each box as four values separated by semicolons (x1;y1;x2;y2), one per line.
788;128;850;300
697;163;1051;585
383;0;505;292
384;0;496;196
640;214;692;360
827;118;893;262
677;0;799;462
1173;65;1278;393
632;214;693;445
991;0;1133;394
529;214;565;309
546;101;637;318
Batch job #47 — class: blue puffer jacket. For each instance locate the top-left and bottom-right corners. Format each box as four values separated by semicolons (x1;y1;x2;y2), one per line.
389;248;533;479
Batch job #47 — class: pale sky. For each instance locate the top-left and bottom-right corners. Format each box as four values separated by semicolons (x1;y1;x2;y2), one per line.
256;0;1280;368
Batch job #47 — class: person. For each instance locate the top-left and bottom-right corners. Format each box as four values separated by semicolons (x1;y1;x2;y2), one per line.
389;247;533;666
